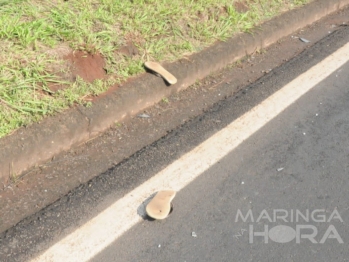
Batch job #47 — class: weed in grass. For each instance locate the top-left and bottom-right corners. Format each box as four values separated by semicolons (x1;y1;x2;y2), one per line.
114;121;122;128
162;97;169;104
9;171;20;185
8;162;21;185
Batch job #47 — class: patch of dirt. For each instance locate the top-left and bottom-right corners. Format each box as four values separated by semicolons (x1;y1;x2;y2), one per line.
118;42;139;58
49;51;107;92
197;10;209;22
44;45;107;92
65;51;106;83
234;1;249;13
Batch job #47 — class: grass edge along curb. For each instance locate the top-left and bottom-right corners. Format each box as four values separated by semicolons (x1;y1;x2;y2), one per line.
0;0;311;138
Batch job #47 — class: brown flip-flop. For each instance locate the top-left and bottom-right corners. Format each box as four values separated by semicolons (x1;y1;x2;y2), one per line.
144;61;177;85
145;190;176;220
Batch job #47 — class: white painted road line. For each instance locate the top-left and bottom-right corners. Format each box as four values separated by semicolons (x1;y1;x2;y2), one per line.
31;42;349;262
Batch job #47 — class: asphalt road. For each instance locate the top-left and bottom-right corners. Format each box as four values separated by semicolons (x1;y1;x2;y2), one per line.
1;25;349;262
90;32;349;262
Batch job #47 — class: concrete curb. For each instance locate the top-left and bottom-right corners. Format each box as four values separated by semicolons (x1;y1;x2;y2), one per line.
1;0;348;184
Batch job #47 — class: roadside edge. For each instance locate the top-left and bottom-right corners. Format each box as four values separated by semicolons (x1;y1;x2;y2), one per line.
1;0;348;184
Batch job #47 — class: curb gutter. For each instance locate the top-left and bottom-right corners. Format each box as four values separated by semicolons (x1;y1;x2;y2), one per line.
1;0;349;184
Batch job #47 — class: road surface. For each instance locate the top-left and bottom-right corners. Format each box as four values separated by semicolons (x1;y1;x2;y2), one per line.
2;23;349;262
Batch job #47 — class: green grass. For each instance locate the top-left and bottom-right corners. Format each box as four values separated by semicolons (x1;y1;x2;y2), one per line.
0;0;311;137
